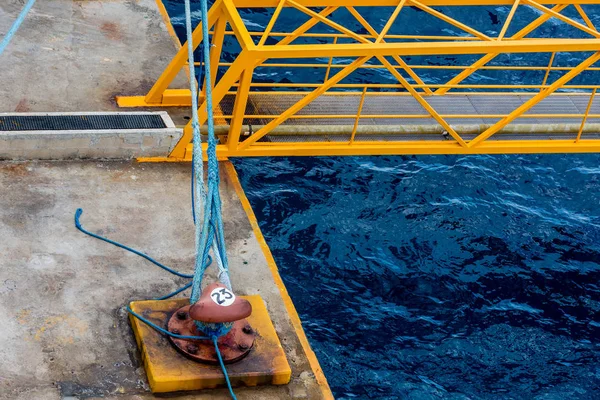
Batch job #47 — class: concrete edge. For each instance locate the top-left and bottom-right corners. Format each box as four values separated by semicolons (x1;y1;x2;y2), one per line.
0;112;182;160
223;161;335;400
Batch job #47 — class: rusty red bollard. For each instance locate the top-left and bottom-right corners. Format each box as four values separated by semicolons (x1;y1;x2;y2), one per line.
167;282;255;364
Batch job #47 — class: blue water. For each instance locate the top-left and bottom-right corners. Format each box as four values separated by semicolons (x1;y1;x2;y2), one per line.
233;155;600;399
162;3;600;398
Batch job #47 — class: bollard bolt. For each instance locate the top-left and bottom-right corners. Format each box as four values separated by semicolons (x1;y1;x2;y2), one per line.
171;329;180;335
187;344;199;354
176;311;188;320
242;325;253;335
238;343;249;351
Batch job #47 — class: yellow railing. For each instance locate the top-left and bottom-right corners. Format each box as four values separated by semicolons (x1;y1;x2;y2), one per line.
118;0;600;159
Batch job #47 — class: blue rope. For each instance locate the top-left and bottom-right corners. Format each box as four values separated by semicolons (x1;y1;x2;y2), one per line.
189;0;231;305
127;304;209;341
0;0;37;56
191;44;205;226
74;208;199;279
182;2;238;397
214;336;238;400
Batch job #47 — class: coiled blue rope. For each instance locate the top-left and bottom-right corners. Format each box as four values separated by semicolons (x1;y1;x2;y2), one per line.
0;0;37;56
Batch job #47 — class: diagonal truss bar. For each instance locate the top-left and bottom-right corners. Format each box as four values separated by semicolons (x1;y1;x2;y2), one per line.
436;3;568;94
259;0;286;46
254;6;338;69
144;0;223;104
469;51;600;147
286;0;369;44
171;52;252;158
576;88;596;143
238;57;371;150
376;0;407;43
410;0;492;41
222;0;256;49
376;56;468;147
273;6;337;46
522;0;600;38
204;15;228;93
346;6;433;94
541;52;555;87
574;4;596;31
497;0;520;40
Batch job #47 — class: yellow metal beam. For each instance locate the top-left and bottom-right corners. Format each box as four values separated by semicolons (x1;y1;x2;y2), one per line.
574;4;596;30
497;0;520;40
227;67;255;150
522;0;600;38
410;0;492;41
576;88;597;142
258;0;286;46
237;57;371;150
435;3;568;94
222;0;255;50
229;0;600;6
170;51;253;158
469;51;600;147
376;56;468;147
170;140;600;160
346;6;433;94
145;0;222;104
203;14;228;94
375;0;407;43
254;38;600;58
286;0;368;44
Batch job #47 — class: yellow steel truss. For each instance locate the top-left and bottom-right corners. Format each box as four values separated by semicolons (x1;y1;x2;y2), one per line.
117;0;600;160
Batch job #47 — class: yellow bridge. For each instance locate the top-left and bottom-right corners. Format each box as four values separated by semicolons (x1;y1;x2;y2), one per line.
118;0;600;160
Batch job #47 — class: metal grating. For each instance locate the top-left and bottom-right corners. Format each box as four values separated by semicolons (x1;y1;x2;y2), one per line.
0;114;166;131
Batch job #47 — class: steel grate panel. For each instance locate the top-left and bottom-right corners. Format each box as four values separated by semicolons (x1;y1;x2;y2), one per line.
0;114;166;131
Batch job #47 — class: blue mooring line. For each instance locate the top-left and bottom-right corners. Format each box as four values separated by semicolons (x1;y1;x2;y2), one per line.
0;0;37;57
74;208;196;279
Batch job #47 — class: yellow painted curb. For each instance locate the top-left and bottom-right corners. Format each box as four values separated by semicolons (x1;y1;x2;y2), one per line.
130;296;291;393
224;161;335;400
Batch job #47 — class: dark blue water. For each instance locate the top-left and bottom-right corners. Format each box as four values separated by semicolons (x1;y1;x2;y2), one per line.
162;3;600;398
233;155;600;399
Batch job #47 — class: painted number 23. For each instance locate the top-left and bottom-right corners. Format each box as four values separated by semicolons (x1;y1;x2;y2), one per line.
210;287;235;306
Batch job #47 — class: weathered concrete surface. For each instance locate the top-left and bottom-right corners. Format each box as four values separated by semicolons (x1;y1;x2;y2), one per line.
0;0;190;125
0;160;322;399
0;112;180;160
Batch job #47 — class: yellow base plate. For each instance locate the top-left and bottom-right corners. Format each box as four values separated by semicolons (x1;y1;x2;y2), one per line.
129;296;291;393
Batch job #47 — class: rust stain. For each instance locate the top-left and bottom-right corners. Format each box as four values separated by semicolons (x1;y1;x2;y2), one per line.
100;22;122;41
14;99;30;112
0;163;30;177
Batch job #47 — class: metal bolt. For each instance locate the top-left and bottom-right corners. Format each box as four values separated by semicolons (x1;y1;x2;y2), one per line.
238;343;249;351
176;311;188;320
186;344;199;354
171;329;180;335
242;325;253;334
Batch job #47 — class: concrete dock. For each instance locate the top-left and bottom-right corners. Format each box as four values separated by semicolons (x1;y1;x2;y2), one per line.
0;161;325;399
0;0;189;125
0;1;330;399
